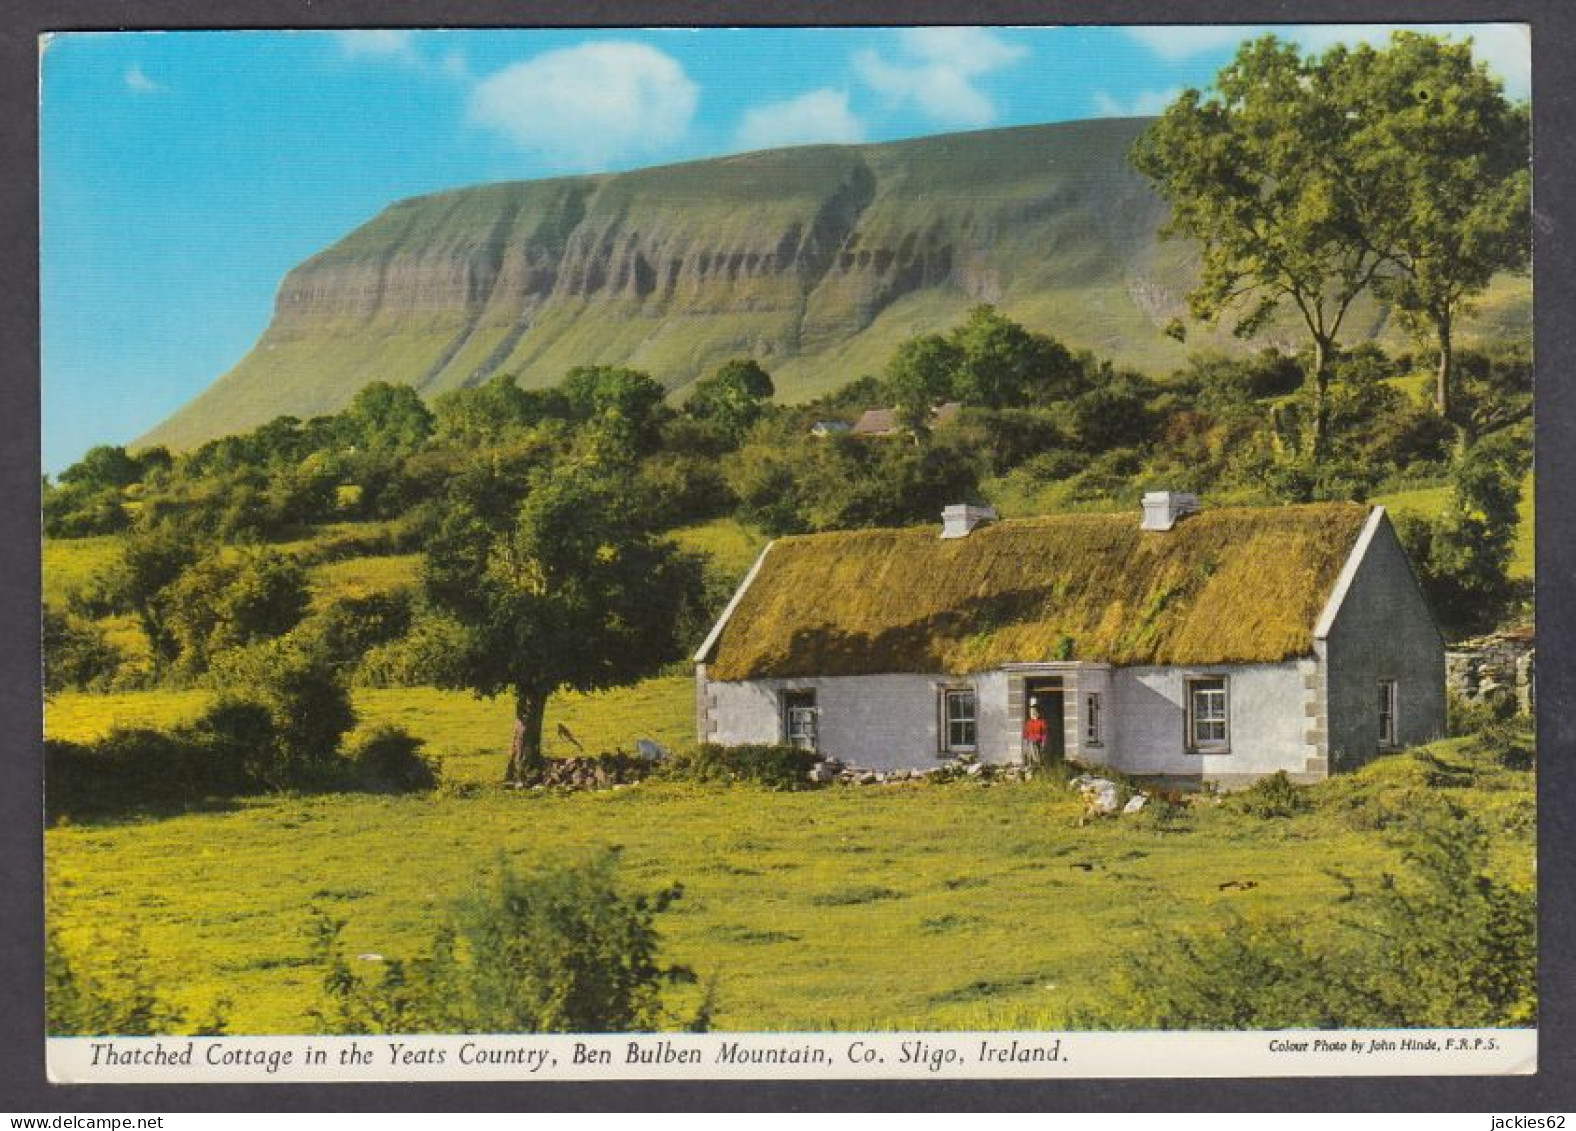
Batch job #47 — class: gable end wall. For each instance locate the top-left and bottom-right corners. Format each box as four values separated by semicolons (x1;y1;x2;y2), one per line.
1320;515;1446;770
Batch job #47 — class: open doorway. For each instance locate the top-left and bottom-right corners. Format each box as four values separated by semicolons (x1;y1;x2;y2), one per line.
1025;677;1065;764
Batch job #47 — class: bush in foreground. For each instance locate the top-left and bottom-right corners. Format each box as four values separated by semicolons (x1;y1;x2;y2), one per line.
47;927;226;1036
311;849;706;1033
1079;798;1535;1029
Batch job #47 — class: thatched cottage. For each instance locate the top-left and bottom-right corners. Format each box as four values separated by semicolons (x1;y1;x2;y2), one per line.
693;494;1445;786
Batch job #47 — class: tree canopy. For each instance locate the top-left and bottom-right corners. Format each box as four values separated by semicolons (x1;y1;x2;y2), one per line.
422;460;701;782
1133;32;1528;441
1332;32;1530;416
683;358;775;442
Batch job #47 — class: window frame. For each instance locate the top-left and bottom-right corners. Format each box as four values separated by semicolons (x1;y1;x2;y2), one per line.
1377;678;1398;748
781;689;818;752
939;686;978;754
1085;691;1104;747
1185;675;1230;754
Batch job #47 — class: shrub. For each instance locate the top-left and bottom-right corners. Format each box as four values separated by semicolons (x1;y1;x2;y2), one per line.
1229;770;1310;819
347;725;439;792
356;612;471;688
311;850;704;1034
657;743;819;790
187;698;279;791
297;591;414;671
168;549;311;673
1393;431;1530;634
46;927;223;1036
209;637;357;785
1128;791;1193;832
42;484;130;538
1080;800;1535;1029
43;605;122;693
1447;689;1517;737
46;698;280;819
47;730;191;819
1470;715;1535;771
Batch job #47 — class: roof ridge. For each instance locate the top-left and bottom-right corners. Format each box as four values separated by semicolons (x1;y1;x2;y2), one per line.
771;500;1370;546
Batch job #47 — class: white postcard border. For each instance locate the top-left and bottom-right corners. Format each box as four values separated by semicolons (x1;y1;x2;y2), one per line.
47;1029;1536;1085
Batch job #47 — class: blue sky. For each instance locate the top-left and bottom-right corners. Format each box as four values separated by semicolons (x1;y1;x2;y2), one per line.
39;24;1531;473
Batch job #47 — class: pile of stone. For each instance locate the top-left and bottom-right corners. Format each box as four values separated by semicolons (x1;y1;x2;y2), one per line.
804;755;1039;786
805;757;927;785
1446;628;1535;712
525;753;654;791
1070;773;1155;823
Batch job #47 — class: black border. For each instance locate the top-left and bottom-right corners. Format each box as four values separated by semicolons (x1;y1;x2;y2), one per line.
7;0;1574;1113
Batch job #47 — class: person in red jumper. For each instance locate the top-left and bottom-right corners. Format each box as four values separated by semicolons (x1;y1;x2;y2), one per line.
1022;704;1047;765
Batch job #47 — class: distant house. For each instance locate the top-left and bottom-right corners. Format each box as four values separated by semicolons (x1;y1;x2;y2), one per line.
850;402;962;437
694;494;1444;787
810;419;852;437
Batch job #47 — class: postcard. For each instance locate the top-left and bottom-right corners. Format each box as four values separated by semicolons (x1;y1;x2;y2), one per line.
39;23;1536;1086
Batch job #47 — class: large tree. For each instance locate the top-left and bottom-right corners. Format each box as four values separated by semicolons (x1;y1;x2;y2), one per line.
1332;33;1530;419
683;358;775;443
422;460;700;783
885;333;962;438
1132;36;1391;454
950;304;1083;407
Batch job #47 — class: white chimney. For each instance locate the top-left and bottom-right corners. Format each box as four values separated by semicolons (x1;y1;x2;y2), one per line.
941;503;998;539
1141;491;1200;531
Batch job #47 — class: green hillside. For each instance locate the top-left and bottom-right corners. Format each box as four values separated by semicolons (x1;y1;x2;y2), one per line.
142;117;1531;450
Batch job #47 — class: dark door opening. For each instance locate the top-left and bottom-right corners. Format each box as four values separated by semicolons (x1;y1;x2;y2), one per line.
1026;678;1065;764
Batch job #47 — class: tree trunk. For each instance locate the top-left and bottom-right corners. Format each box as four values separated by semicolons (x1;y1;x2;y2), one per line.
1309;337;1331;460
139;608;176;676
506;687;549;785
1434;310;1454;421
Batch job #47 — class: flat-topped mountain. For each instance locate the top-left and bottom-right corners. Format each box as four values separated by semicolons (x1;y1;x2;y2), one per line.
142;117;1528;449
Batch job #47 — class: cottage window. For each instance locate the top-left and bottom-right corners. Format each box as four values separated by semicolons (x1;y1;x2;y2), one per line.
941;688;977;753
1378;679;1398;748
782;690;818;752
1186;676;1229;752
1085;692;1103;746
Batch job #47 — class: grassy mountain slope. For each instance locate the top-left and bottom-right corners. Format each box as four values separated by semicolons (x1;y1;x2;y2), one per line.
143;118;1531;450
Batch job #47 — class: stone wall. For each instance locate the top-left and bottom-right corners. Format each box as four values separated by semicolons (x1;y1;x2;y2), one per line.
1446;629;1535;713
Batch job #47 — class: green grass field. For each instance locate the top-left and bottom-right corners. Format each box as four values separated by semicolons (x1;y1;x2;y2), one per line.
46;678;695;785
305;554;421;608
669;518;769;582
41;536;122;607
45;679;1533;1035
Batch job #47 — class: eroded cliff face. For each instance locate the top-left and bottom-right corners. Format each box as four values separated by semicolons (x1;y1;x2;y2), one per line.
137;119;1193;448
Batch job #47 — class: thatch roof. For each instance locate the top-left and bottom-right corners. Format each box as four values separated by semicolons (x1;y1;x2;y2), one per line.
701;503;1373;680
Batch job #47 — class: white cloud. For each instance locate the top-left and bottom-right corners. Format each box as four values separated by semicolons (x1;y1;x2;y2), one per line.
468;42;698;171
1124;26;1252;62
855;27;1027;128
1123;23;1529;101
734;89;863;151
1091;87;1181;118
336;30;418;61
334;30;473;84
124;64;162;94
